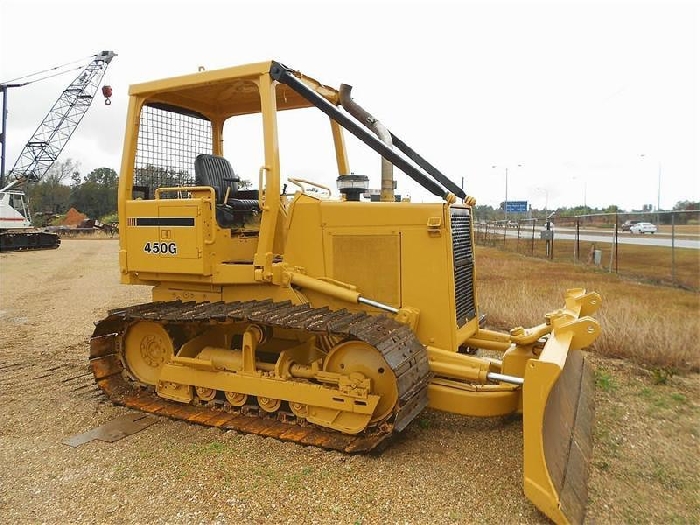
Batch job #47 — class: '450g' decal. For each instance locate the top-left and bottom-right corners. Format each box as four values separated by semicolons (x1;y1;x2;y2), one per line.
143;241;177;255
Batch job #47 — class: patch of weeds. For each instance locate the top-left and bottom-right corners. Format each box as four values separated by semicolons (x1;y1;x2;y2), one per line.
284;466;314;491
417;418;430;429
637;386;689;417
670;392;687;404
594;460;610;471
652;396;670;409
190;441;227;455
448;510;465;521
595;368;616;392
593;425;621;458
651;460;686;490
205;441;226;453
650;367;676;385
252;465;277;482
667;513;693;525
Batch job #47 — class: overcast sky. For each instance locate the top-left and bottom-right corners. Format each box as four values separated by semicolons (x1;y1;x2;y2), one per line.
1;0;697;212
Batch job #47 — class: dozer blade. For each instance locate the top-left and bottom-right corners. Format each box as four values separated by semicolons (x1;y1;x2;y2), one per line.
522;318;598;525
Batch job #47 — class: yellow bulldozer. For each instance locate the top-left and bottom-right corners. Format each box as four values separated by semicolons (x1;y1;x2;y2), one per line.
91;61;601;524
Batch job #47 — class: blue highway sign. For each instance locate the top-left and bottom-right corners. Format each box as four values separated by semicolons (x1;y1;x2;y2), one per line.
506;201;528;213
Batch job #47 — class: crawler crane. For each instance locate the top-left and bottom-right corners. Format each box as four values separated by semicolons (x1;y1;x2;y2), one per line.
0;50;116;251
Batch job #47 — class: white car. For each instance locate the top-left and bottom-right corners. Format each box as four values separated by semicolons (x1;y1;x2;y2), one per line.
629;222;657;234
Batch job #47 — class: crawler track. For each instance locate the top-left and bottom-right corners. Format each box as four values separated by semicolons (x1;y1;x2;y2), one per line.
90;300;431;452
0;230;60;252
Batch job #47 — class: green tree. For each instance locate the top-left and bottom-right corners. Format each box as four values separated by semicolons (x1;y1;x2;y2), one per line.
474;204;498;221
70;167;118;218
673;200;699;211
25;159;79;222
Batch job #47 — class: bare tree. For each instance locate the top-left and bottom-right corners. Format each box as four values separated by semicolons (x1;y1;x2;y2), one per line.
45;158;81;185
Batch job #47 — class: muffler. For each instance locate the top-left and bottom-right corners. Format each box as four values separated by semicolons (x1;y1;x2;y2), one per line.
339;84;394;202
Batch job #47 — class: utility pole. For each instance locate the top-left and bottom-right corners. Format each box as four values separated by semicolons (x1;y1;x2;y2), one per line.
1;83;27;187
1;84;6;188
0;84;21;188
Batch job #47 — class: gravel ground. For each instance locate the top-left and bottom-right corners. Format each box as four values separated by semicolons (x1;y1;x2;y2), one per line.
0;240;545;524
4;239;696;524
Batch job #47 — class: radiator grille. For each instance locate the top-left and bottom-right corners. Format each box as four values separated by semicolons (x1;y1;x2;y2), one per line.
451;207;476;326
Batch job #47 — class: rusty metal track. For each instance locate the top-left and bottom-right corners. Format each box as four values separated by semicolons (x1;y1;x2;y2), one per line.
90;300;431;453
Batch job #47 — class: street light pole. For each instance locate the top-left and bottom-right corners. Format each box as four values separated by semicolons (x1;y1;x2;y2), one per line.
657;160;661;211
505;167;509;221
492;164;521;221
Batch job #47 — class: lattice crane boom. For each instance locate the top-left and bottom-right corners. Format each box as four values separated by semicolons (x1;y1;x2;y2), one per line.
8;50;116;183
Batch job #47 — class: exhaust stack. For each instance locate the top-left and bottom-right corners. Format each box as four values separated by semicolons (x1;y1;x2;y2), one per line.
339;84;394;202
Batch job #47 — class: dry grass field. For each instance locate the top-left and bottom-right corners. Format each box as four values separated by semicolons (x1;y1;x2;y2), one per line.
474;246;700;372
483;235;700;293
0;240;697;524
474;246;700;522
657;223;700;236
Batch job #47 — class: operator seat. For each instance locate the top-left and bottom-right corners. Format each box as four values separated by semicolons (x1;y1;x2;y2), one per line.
194;153;240;201
194;153;260;228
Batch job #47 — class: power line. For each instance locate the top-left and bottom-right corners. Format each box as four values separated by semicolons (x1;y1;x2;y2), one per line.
1;54;94;86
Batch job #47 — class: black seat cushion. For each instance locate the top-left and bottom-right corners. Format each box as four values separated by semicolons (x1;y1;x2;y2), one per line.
194;154;240;201
236;189;260;200
194;154;261;228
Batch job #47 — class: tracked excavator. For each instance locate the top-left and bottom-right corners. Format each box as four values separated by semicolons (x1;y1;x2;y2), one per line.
91;61;601;524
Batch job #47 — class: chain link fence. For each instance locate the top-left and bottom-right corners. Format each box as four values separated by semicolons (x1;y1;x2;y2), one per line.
474;210;700;291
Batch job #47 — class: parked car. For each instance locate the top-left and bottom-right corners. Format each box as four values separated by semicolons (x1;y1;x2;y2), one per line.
621;220;640;231
629;222;657;234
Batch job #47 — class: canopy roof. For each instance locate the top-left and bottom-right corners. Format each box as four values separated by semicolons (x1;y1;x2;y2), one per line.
128;61;339;119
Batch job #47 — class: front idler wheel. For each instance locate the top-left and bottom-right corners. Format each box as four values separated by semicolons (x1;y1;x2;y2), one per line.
123;321;174;385
324;340;399;424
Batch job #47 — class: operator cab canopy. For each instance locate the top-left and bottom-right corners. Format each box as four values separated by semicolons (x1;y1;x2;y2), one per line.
128;60;339;119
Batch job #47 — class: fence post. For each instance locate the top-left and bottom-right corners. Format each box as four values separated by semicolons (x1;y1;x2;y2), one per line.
671;211;676;286
545;218;554;260
614;212;618;274
551;224;554;260
575;218;580;262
